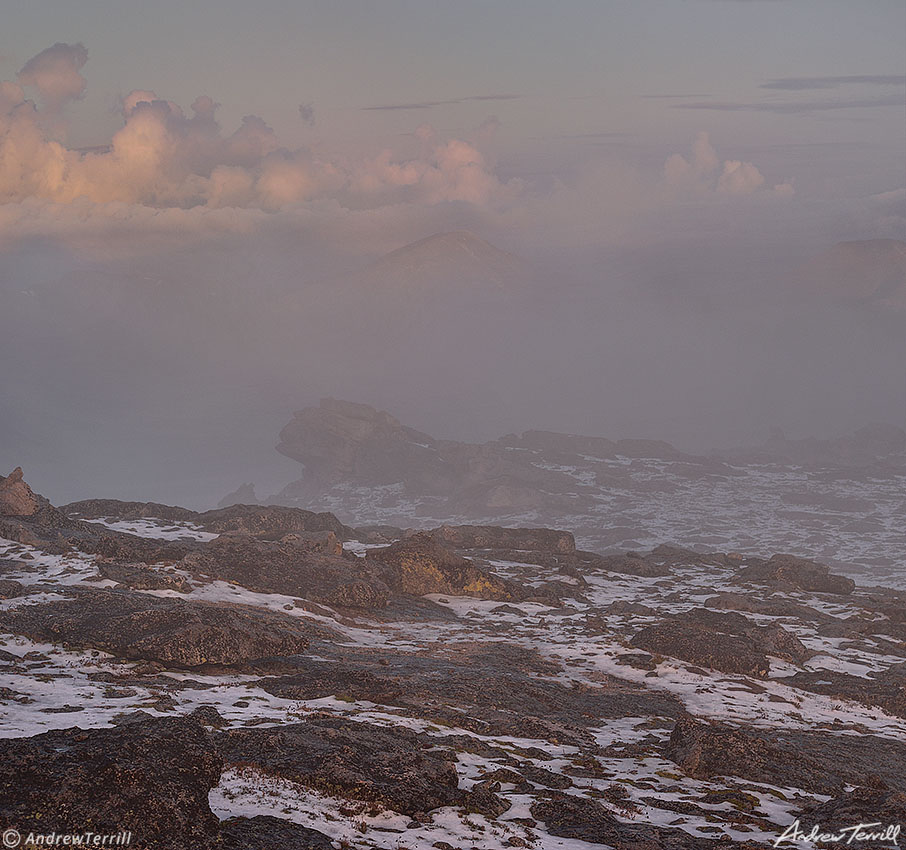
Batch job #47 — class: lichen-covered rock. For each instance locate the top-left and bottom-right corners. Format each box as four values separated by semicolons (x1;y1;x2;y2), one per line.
218;716;461;816
97;561;189;591
0;579;24;599
366;533;518;600
631;608;810;676
0;588;313;666
664;713;906;796
180;533;389;609
0;717;222;850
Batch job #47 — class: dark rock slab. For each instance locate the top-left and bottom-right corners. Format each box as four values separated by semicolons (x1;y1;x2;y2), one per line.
0;588;313;666
665;713;906;795
218;715;460;816
530;792;765;848
0;717;222;850
218;815;334;849
259;647;681;743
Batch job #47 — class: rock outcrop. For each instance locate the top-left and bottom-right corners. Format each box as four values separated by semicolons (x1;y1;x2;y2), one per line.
0;467;39;516
64;498;354;540
0;467;95;550
271;398;704;517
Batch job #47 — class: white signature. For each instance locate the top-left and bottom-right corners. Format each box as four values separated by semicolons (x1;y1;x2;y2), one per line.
774;820;902;847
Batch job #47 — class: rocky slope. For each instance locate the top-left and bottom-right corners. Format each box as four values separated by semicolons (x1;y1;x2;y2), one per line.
1;467;904;848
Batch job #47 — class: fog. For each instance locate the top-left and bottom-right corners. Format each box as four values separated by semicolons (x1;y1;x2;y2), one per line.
1;43;904;508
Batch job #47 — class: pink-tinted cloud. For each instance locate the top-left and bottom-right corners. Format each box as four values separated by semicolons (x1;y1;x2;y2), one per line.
665;132;793;198
0;44;515;212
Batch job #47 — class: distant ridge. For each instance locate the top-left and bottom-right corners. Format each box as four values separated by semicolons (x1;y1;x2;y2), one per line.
804;238;906;309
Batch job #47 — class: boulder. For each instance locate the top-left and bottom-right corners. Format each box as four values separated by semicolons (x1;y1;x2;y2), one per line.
631;608;810;676
0;579;24;599
366;533;517;600
587;551;671;577
738;554;855;595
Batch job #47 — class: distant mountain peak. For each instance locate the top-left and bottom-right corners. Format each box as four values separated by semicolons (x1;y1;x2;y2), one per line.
367;230;526;288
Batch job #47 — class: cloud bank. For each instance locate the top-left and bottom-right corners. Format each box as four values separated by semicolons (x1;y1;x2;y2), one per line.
1;44;515;211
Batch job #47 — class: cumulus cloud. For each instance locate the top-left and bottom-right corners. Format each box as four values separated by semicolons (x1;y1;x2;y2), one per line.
18;42;88;110
0;44;515;212
665;132;793;197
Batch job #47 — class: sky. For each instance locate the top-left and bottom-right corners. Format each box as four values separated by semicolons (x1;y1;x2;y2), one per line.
1;1;905;505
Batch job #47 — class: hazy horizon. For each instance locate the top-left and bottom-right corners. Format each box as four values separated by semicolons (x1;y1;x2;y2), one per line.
1;1;904;507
